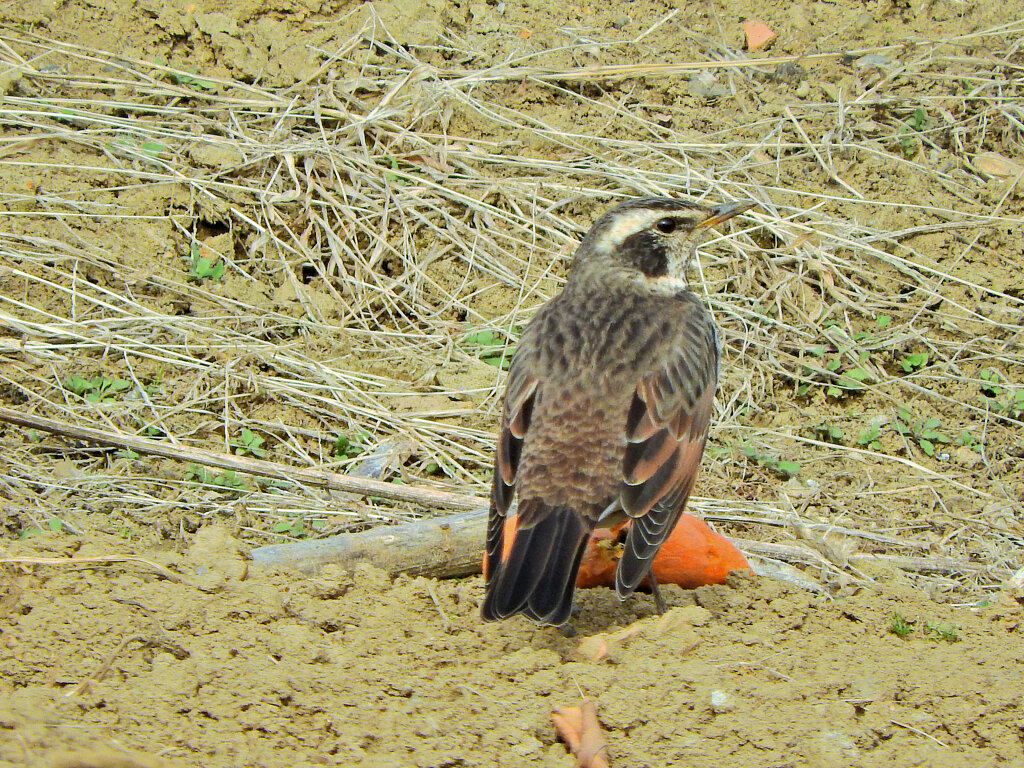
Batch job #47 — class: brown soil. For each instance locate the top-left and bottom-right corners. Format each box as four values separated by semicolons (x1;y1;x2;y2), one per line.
3;528;1023;768
2;0;1023;766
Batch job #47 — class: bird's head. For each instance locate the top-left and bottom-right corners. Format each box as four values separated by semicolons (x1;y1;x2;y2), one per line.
573;197;756;291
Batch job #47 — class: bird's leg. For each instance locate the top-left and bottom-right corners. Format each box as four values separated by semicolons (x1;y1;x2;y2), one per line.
648;567;667;614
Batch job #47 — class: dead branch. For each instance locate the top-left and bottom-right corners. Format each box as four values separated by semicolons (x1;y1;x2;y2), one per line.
0;406;484;512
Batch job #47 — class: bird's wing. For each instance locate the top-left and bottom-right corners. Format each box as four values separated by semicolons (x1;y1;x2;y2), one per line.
484;358;539;572
615;323;718;595
483;357;591;625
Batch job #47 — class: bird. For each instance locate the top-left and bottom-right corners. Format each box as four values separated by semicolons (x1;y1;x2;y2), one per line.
481;196;756;625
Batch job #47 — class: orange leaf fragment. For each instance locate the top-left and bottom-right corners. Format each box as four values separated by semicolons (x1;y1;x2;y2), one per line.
519;29;533;39
551;700;610;768
742;20;777;51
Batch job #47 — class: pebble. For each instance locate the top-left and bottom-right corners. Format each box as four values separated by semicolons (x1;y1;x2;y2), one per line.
710;689;735;713
795;80;810;98
853;11;874;31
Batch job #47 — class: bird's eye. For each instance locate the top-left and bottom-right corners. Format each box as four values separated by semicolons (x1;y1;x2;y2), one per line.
655;218;677;234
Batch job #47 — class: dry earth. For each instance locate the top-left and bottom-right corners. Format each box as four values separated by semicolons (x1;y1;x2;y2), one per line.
2;0;1023;766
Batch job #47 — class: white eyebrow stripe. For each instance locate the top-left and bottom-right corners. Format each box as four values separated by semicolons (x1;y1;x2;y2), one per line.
595;209;669;253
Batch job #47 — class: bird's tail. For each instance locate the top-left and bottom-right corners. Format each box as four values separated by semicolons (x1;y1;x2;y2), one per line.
481;501;591;625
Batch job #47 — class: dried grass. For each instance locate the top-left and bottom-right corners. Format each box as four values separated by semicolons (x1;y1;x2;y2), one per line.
1;16;1021;595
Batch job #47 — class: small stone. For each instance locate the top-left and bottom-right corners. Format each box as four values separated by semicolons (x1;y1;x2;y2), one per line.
795;80;810;98
854;53;897;70
710;689;735;713
853;11;874;31
688;72;729;100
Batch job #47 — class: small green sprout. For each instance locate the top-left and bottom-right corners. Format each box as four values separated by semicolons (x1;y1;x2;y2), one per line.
185;464;246;492
188;242;225;283
797;339;873;398
897;109;928;157
908;107;929;132
811;422;844;443
464;328;518;370
64;374;131;404
889;612;914;638
231;427;266;458
978;368;1024;419
956;430;983;453
106;139;169;163
876;315;891;330
424;459;456;477
925;621;959;643
272;518;305;537
857;423;883;452
334;430;371;459
893;408;949;457
171;70;216;92
272;517;325;537
740;443;801;478
900;352;929;373
381;155;407;185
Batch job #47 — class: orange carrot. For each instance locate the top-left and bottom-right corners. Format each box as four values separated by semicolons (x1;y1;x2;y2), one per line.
576;514;749;589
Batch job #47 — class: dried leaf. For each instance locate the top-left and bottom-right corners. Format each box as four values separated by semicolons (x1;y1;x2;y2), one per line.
974;151;1024;178
552;700;610;768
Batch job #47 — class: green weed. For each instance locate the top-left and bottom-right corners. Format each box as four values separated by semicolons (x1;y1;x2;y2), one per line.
888;612;914;638
797;340;872;398
231;427;266;458
925;621;959;642
892;407;949;457
979;368;1024;420
810;422;844;443
64;373;130;404
185;464;246;492
334;430;371;459
857;423;883;452
956;430;983;454
188;242;225;283
464;328;519;370
740;443;801;478
897;108;929;157
899;352;929;373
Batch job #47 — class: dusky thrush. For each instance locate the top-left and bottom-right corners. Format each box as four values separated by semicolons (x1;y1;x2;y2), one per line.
481;196;756;625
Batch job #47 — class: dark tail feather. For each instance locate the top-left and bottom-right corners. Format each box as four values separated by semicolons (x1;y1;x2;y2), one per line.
481;504;590;625
615;504;679;597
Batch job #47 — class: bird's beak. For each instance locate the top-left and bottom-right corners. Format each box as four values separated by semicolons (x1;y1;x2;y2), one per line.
696;200;758;229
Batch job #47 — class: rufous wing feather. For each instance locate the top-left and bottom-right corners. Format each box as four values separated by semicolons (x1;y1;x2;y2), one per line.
484;369;539;592
616;350;717;596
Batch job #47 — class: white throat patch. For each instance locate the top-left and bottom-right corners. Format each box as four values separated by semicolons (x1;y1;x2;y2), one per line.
644;274;689;294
